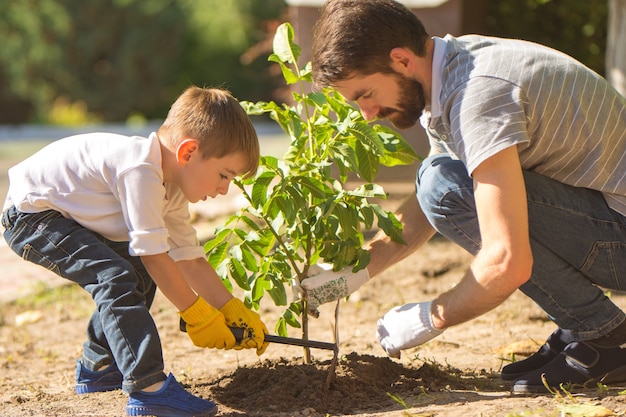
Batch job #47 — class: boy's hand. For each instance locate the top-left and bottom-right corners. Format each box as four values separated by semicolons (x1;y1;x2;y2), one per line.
179;296;236;349
220;298;269;355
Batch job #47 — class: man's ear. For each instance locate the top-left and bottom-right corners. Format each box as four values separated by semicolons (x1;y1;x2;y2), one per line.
176;138;199;165
389;47;414;75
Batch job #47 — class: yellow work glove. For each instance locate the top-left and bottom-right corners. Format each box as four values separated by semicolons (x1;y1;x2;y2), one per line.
220;298;269;355
179;296;236;349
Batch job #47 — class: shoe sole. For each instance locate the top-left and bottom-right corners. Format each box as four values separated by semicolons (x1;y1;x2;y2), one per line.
501;370;533;381
126;404;218;417
513;364;626;394
75;384;123;394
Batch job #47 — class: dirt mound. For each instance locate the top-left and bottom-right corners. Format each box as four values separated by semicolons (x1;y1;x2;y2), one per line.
203;352;467;416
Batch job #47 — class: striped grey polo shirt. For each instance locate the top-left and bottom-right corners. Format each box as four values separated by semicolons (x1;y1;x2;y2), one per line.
422;35;626;217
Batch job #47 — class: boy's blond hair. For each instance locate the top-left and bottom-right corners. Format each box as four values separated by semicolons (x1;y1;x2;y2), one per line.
158;86;260;177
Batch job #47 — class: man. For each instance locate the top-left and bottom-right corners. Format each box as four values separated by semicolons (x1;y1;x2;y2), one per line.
302;0;626;393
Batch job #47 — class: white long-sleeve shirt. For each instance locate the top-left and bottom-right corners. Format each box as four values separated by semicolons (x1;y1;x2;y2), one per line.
5;132;204;261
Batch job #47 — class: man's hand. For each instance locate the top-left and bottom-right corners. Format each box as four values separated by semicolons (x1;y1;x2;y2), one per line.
220;298;269;355
376;301;443;358
300;264;370;313
179;296;236;349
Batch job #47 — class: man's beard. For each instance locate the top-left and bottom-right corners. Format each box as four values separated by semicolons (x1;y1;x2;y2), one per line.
378;73;426;130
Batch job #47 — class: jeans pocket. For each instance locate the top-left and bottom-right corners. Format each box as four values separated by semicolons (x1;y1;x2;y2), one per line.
580;241;626;291
22;243;61;275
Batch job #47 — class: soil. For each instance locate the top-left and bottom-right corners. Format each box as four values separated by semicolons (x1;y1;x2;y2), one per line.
2;171;626;416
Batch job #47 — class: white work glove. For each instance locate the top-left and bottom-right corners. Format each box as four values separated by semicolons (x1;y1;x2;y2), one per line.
300;264;370;313
376;301;443;359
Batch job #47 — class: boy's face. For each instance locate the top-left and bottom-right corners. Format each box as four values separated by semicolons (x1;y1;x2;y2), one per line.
178;146;247;203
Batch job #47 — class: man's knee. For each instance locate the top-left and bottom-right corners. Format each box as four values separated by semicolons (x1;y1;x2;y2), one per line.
416;154;472;216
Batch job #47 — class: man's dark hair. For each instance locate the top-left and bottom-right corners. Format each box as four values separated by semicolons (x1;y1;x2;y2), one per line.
312;0;430;88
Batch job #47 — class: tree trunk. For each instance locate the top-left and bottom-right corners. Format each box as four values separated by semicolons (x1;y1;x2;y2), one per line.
607;0;626;96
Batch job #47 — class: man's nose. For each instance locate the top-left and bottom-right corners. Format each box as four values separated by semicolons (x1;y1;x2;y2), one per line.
358;100;379;120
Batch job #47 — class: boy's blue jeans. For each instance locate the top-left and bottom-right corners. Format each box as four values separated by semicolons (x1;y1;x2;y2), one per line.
2;207;166;393
416;154;626;341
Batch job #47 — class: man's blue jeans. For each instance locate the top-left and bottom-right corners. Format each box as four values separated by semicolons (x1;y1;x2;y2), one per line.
2;206;166;393
416;154;626;341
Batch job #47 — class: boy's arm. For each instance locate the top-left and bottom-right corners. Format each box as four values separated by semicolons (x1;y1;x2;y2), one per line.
177;257;269;355
141;253;200;310
175;257;232;307
140;253;237;350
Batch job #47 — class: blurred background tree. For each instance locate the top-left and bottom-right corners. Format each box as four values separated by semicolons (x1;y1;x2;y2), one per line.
485;0;608;76
0;0;287;124
0;0;613;125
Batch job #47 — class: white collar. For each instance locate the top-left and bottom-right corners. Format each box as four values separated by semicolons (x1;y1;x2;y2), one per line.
429;36;447;119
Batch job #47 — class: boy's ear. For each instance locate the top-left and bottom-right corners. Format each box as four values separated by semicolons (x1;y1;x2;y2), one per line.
176;139;199;164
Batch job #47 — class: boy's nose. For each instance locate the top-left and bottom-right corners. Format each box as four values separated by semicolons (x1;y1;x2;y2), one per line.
217;182;230;196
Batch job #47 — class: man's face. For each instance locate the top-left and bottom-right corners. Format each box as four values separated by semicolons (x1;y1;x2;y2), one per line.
334;71;427;129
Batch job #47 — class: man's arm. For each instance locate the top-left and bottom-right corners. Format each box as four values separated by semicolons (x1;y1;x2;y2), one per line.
431;146;533;329
365;194;436;277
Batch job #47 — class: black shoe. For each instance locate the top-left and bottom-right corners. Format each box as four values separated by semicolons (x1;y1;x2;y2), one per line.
513;341;626;393
501;328;571;381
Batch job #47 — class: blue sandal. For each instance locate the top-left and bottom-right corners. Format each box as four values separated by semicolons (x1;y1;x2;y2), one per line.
75;360;123;394
126;373;218;417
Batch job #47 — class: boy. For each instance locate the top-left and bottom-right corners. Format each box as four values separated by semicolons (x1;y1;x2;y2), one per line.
2;86;268;417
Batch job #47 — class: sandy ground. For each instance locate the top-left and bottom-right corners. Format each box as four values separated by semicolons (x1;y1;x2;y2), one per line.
3;182;626;416
2;134;626;416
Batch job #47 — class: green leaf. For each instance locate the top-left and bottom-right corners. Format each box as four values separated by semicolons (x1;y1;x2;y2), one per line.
355;139;380;182
270;211;285;232
207;241;229;268
372;205;406;245
374;125;421;166
280;308;301;330
204;227;232;253
229;244;242;261
284;184;308;209
246;231;275;257
251;274;270;303
268;56;299;85
335;203;356;239
240;244;259;273
349;183;387;199
272;22;300;64
359;204;375;229
353;249;371;272
228;258;250;290
260;155;280;170
347;121;385;155
268;282;288;306
251;171;277;207
239;215;261;233
294;175;332;199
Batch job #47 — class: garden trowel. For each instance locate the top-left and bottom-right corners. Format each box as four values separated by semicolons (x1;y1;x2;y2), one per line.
179;318;337;351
